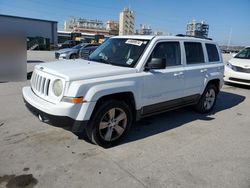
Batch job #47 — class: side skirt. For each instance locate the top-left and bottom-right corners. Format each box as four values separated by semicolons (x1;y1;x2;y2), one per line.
136;94;200;120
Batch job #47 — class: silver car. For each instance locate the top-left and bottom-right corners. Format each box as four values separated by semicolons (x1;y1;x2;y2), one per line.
55;43;98;59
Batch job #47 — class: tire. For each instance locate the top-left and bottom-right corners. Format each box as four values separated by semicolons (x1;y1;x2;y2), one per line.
195;84;218;113
86;100;133;148
70;54;77;59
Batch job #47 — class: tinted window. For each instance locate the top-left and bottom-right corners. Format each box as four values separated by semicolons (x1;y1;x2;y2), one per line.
148;42;181;66
206;43;219;62
184;42;204;64
235;47;250;59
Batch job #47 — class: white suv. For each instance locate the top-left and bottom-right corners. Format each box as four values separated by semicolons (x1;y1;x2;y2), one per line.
23;35;224;147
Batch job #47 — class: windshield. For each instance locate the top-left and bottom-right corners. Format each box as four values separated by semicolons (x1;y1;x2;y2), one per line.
89;38;149;67
63;40;71;44
235;47;250;59
72;43;87;49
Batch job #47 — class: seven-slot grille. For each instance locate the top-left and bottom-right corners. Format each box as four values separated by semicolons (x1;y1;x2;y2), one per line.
31;71;51;96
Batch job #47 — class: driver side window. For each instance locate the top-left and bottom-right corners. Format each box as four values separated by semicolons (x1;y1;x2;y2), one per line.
147;42;181;67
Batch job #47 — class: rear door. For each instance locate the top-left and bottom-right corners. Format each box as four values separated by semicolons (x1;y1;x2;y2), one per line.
205;43;224;81
183;41;207;96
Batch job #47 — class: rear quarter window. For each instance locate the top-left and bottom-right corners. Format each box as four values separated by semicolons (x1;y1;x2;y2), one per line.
206;43;220;62
184;42;204;64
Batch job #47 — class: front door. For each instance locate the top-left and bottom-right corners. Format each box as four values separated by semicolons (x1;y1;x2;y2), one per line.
141;41;185;114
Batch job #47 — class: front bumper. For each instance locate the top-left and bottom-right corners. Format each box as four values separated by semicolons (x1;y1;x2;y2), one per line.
22;86;93;132
224;66;250;86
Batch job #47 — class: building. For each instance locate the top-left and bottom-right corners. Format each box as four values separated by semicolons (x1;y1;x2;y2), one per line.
64;17;111;36
119;8;135;35
64;17;105;31
0;14;58;46
186;20;209;38
106;20;119;35
139;24;152;35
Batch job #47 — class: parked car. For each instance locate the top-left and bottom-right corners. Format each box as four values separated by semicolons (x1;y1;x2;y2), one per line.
55;43;98;60
57;40;82;49
79;45;99;60
224;46;250;86
23;35;224;147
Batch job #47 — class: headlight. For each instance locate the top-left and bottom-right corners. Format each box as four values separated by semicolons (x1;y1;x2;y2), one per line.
226;62;236;71
60;52;70;56
53;79;63;96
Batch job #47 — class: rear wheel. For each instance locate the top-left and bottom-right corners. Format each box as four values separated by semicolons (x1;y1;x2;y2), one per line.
195;84;218;113
86;100;132;148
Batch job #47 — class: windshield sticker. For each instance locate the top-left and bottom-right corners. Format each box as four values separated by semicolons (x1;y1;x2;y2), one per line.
126;58;134;65
125;39;143;46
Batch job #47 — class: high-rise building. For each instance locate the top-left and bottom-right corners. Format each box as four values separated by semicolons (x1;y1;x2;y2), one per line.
186;20;209;38
119;8;135;35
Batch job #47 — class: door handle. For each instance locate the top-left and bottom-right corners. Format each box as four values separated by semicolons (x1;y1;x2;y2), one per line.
200;69;207;73
174;72;183;76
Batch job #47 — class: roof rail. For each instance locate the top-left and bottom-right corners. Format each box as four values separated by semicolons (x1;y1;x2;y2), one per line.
176;34;212;40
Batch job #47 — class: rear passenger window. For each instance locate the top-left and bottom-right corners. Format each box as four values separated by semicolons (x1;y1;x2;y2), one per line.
206;43;220;62
149;42;181;67
184;42;204;64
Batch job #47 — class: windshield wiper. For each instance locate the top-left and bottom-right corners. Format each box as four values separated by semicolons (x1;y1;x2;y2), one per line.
91;58;112;65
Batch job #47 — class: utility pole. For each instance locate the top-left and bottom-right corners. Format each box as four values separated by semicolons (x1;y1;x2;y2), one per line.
227;28;232;51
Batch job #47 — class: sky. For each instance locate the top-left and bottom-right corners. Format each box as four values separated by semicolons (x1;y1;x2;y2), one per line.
1;0;250;46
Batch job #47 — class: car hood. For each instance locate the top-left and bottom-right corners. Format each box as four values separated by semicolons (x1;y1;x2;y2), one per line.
56;48;76;54
229;58;250;68
35;59;137;81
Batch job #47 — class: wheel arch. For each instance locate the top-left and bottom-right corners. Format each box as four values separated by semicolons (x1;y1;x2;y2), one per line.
206;79;221;93
77;81;139;121
91;92;137;122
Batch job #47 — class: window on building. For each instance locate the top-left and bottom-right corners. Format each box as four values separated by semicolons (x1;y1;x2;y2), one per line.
206;43;220;62
184;42;204;64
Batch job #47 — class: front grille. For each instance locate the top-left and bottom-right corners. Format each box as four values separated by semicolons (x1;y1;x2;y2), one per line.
229;77;250;83
55;52;60;59
234;66;250;73
31;71;51;96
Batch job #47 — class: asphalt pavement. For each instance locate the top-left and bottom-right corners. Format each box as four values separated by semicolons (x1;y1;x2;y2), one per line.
0;52;249;188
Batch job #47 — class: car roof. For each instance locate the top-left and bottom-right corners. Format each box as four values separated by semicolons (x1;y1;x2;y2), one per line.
112;35;214;43
82;45;98;49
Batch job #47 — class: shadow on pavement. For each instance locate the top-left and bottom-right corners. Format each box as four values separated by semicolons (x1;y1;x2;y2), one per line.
27;72;33;80
119;91;245;145
50;90;245;146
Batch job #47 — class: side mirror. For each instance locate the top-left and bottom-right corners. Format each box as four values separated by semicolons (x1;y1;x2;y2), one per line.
145;58;166;70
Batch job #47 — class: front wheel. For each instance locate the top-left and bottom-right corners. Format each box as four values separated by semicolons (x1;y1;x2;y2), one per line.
70;54;77;59
195;84;218;113
86;100;132;148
